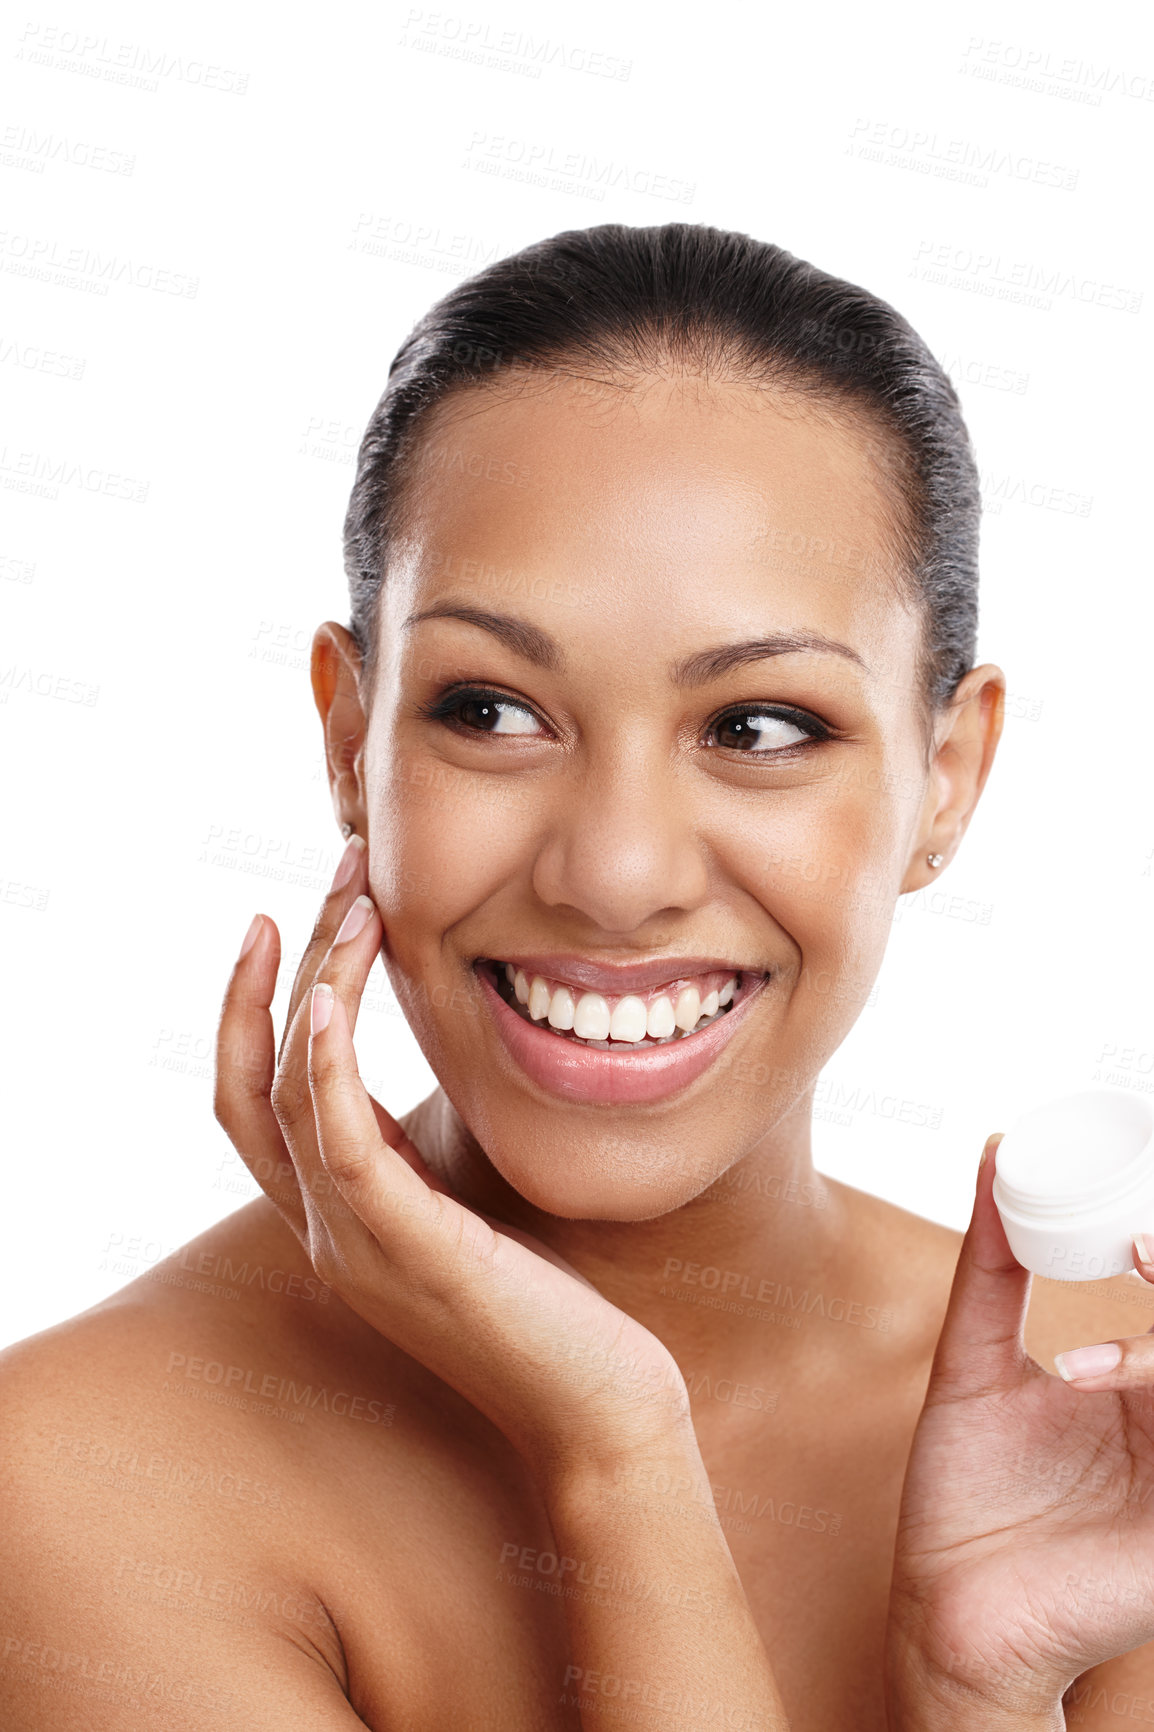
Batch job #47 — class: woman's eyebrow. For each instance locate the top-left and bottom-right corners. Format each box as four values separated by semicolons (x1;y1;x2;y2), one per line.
672;633;869;684
403;603;561;671
403;602;868;680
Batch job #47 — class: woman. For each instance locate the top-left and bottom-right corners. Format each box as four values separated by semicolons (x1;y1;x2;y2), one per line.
4;223;1154;1730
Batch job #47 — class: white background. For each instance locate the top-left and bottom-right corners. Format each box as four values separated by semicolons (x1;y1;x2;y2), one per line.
2;0;1151;1348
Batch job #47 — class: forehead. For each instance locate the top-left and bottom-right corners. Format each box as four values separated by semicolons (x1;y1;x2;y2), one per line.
382;371;921;687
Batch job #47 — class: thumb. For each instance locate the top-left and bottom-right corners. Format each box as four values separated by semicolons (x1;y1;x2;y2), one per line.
925;1133;1035;1404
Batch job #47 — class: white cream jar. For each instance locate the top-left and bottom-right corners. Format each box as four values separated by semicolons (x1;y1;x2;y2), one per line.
992;1089;1154;1281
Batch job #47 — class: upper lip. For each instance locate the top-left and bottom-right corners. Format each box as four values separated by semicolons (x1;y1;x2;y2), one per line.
480;954;761;996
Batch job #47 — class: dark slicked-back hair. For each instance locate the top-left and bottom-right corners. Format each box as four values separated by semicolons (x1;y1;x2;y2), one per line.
343;222;980;727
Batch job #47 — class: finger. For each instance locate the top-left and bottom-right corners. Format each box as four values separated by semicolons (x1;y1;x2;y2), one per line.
365;1095;448;1191
277;832;371;1066
1132;1235;1154;1293
923;1133;1035;1404
271;888;388;1226
266;839;378;1221
213;911;306;1233
1054;1331;1154;1390
307;983;448;1246
1050;1235;1154;1385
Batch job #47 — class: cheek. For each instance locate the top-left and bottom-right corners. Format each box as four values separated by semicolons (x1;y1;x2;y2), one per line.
365;758;529;958
735;782;904;983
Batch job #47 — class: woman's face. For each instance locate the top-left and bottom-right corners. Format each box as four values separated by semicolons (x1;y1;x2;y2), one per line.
347;370;988;1219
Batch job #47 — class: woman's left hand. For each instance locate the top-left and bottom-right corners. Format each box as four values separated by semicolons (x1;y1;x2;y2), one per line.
885;1135;1154;1726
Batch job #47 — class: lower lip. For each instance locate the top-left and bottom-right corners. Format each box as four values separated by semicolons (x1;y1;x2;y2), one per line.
474;963;769;1106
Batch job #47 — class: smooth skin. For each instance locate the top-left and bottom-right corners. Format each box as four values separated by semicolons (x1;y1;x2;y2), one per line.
3;368;1154;1730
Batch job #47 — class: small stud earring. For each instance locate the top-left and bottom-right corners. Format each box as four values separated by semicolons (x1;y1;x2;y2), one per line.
927;852;944;868
341;821;354;839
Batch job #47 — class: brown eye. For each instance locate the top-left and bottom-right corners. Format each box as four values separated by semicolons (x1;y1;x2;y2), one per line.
708;709;820;753
419;687;544;736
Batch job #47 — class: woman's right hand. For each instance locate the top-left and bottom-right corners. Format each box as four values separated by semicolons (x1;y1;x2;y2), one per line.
212;835;693;1484
215;840;793;1732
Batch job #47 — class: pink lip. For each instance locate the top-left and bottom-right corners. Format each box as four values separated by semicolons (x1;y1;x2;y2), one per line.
474;961;770;1106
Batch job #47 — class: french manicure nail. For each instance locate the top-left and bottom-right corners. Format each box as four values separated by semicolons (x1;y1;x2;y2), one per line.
335;893;374;944
1135;1234;1152;1265
239;913;263;959
311;982;334;1034
331;832;365;891
1054;1341;1122;1382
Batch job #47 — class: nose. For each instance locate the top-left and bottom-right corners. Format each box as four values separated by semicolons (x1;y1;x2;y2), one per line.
529;755;711;935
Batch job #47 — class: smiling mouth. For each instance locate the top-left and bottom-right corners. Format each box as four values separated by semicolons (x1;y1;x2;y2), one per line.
477;959;755;1049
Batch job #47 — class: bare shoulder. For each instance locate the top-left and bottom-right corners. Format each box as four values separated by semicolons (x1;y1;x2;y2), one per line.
0;1208;359;1724
0;1199;396;1487
0;1196;469;1562
0;1200;563;1728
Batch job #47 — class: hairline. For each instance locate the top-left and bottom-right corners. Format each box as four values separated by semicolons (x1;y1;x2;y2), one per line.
356;357;942;752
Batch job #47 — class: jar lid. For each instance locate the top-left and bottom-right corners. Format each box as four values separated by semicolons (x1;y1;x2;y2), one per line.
994;1089;1154;1220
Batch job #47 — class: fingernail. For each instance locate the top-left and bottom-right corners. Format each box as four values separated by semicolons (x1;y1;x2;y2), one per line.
1135;1234;1152;1265
335;893;374;944
1054;1341;1122;1382
239;913;263;959
331;832;365;892
311;982;334;1034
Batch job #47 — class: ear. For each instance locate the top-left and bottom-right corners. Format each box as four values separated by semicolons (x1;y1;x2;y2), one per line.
900;664;1006;895
310;623;368;838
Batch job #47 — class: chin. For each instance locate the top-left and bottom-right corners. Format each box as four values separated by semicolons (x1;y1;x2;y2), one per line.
446;1089;747;1222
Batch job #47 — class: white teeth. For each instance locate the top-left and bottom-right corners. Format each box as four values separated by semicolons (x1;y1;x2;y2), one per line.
494;963;742;1046
573;992;611;1041
608;995;648;1043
